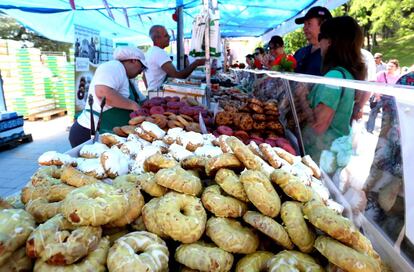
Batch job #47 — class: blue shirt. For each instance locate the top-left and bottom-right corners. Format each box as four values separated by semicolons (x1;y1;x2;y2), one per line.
294;45;322;76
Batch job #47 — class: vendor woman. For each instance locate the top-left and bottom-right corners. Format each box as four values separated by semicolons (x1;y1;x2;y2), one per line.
69;47;147;147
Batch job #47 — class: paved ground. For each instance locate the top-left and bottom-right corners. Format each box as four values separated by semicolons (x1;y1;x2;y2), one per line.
0;116;72;197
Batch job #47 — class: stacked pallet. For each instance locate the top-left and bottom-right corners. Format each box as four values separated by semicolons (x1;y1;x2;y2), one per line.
0;40;56;117
43;55;75;119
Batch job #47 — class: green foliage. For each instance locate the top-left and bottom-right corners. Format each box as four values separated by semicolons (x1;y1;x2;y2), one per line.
372;34;414;67
0;13;72;57
283;28;306;55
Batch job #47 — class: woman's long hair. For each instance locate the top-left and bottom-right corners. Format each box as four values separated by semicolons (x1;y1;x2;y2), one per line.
320;16;366;80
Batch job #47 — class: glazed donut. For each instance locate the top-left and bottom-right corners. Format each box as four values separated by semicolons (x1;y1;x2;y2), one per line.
79;142;109;158
243;211;293;249
201;185;247;218
120;125;138;135
129;115;146;126
60;166;99;187
226;137;262;171
217;125;233;136
107;231;169;272
0;209;35;266
205;153;243;176
270;169;313;202
273;146;297;165
21;182;75;204
176;131;204;151
144;153;178;173
113;126;128;137
151;114;168;129
235;251;273;272
302;155;322;178
26;214;102;265
25;198;62;223
142;198;168;238
280;201;315;253
38;151;77;167
266;250;324;272
175;242;233;272
168;119;185;129
134;172;167;197
100;147;130;178
206;217;259;254
217;135;232;153
100;133;126;147
156;192;207;243
33;237;110;272
181;155;207;171
155;166;202;196
106;186;144;228
314;236;381;272
135;127;155;142
61;183;129;226
141;121;166;140
303;200;379;259
0;246;32;271
194;145;223;159
76;158;107;179
240;170;281;217
259;143;284;168
31;166;62;186
214;169;248;203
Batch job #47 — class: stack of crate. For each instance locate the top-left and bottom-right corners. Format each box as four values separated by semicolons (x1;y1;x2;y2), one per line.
43;55;75;119
0;40;56;117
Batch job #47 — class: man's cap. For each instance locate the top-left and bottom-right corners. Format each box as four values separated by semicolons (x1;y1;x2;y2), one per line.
374;53;383;59
113;46;147;68
295;6;332;24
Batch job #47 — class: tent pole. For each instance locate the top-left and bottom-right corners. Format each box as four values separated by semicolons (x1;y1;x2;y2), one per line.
203;0;211;108
176;5;184;70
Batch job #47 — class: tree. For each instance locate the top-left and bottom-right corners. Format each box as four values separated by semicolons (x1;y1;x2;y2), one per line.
0;13;72;58
283;28;307;55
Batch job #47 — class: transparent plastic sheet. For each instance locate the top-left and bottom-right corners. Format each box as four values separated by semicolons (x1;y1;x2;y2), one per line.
230;68;414;269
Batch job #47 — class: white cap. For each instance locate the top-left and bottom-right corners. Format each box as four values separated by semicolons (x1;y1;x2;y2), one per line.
113;46;147;68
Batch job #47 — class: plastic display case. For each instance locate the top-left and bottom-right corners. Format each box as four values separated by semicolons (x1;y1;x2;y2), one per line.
230;68;414;271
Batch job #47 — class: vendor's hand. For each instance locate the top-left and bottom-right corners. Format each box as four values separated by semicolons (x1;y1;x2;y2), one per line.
130;101;140;112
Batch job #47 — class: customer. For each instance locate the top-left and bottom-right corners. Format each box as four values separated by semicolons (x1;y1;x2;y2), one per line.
266;35;297;71
366;59;400;133
294;6;332;75
245;54;255;69
374;53;387;73
301;16;366;162
144;25;205;91
69;47;147;147
253;47;265;69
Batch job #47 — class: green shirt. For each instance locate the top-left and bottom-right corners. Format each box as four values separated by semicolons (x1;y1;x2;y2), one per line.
302;67;355;162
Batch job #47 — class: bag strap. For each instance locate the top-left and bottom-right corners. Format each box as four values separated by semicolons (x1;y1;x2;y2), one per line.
331;67;347;99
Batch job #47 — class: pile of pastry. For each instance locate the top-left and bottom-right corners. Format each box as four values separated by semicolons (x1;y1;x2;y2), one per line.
0;123;388;271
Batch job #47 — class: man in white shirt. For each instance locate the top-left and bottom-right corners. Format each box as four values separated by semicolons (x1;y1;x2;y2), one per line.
144;25;205;90
374;53;387;73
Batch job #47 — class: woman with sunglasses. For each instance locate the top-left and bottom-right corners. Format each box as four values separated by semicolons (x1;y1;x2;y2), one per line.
69;46;147;147
301;16;366;162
